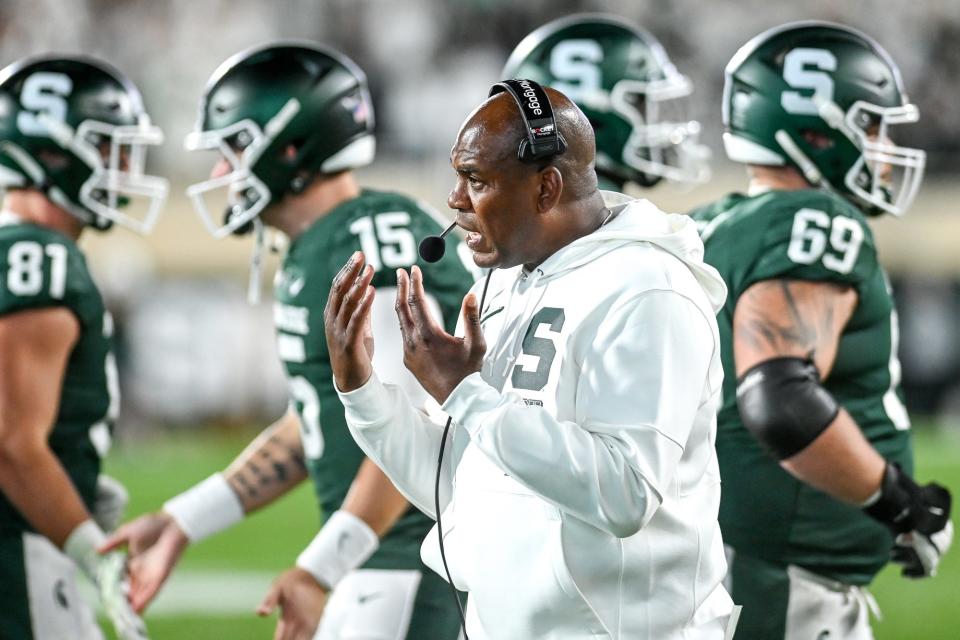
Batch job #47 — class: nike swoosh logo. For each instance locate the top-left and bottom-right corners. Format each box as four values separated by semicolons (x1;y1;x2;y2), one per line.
336;532;350;553
357;592;381;604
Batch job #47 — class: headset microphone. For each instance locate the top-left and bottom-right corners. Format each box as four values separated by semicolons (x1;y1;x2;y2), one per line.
418;221;458;263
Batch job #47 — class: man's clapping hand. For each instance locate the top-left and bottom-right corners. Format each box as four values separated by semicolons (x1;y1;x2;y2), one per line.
394;265;485;403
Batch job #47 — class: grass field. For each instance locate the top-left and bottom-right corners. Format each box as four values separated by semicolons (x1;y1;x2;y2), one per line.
99;425;960;639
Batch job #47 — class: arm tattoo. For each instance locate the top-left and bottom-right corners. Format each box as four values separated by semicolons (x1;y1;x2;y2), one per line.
736;280;844;358
247;460;267;483
231;434;307;497
267;434;308;473
235;474;258;499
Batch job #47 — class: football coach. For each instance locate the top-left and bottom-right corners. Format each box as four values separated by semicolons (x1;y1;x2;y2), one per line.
324;80;737;639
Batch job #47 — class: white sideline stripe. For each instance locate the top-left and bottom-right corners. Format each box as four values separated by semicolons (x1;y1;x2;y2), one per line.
150;569;277;615
82;569;278;617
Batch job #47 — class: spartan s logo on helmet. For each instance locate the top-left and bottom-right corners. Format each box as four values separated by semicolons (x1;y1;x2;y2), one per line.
723;21;926;216
503;13;710;190
0;56;168;233
185;42;375;238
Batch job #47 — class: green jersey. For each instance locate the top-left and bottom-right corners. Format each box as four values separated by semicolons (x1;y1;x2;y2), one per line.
0;221;117;535
273;189;475;570
690;189;913;585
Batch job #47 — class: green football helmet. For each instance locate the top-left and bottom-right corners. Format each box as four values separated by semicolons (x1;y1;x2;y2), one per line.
185;42;375;237
503;13;710;190
0;55;168;233
723;21;925;216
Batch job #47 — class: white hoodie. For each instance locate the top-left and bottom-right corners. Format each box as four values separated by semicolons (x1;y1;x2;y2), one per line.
338;193;734;639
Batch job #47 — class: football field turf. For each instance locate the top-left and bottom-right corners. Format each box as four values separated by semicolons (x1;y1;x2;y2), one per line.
101;425;960;639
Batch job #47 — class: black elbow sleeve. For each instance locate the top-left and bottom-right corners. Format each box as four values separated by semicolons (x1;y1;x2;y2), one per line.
736;357;840;460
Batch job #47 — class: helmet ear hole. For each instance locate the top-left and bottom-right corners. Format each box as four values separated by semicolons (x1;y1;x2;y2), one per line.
800;129;834;150
36;149;71;171
289;169;311;194
281;143;299;163
281;141;311;194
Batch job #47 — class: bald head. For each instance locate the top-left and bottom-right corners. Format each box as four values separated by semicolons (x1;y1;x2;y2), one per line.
459;87;599;201
447;84;607;271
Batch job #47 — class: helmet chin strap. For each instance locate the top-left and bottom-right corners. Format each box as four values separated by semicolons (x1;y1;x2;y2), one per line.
0;141;45;185
774;129;827;188
0;140;98;226
247;218;266;304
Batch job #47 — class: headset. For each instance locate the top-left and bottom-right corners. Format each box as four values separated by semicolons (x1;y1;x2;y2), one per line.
489;78;567;163
418;78;566;265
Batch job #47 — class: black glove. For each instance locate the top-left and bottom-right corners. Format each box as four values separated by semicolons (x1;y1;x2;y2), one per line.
864;463;953;578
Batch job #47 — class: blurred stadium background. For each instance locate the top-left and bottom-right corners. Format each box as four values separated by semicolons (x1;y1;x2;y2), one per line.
2;0;958;638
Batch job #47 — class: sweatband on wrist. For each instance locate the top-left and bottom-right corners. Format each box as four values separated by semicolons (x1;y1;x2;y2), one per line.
296;510;379;590
64;519;107;583
163;473;245;542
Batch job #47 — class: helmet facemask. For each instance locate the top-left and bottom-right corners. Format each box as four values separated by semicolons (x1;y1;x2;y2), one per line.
74;116;169;233
610;74;711;186
184;99;300;238
839;101;925;217
3;113;168;233
774;97;926;217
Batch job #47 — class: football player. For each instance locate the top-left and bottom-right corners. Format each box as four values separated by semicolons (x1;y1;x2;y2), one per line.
689;21;953;639
0;55;167;639
103;43;474;639
502;13;711;193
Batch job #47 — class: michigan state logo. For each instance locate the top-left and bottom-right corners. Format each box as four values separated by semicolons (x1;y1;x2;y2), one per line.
512;307;565;391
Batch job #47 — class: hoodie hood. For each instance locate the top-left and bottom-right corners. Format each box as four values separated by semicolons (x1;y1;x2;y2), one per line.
533;191;728;313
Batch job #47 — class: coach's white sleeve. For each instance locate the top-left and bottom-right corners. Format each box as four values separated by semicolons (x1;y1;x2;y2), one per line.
442;290;714;538
337;375;452;520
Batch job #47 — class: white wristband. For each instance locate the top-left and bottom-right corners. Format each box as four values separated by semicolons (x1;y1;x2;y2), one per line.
64;519;108;584
163;473;245;542
296;510;379;590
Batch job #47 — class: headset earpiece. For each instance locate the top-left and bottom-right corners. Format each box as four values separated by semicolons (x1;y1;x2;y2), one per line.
489;79;567;164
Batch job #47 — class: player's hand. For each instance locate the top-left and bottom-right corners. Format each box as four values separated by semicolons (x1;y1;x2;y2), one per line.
101;512;171;558
100;512;190;612
93;475;129;533
395;265;485;403
325;251;376;393
257;567;330;640
66;520;149;639
891;482;953;578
